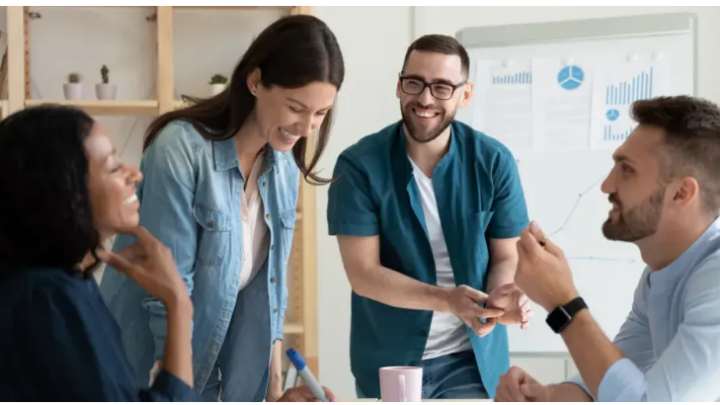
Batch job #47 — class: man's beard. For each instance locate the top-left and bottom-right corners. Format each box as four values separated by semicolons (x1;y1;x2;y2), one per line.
400;102;455;144
602;185;666;242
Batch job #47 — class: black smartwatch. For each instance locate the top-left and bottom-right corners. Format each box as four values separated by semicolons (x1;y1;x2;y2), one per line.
546;297;587;333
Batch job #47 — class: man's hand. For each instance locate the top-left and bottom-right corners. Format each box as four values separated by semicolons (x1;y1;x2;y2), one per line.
495;366;551;402
445;285;505;337
515;222;579;312
277;386;337;402
487;283;533;330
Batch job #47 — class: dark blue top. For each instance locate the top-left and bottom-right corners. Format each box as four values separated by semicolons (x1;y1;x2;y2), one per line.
327;120;530;398
0;266;198;402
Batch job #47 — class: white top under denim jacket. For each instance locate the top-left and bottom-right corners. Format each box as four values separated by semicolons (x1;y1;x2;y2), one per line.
99;120;298;400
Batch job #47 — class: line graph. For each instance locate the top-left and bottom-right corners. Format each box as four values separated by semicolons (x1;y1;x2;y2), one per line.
546;175;606;237
539;174;639;265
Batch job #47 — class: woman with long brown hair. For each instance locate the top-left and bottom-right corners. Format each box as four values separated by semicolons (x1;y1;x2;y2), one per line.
100;14;343;402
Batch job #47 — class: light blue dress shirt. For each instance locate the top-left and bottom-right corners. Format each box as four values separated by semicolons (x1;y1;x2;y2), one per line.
567;216;720;401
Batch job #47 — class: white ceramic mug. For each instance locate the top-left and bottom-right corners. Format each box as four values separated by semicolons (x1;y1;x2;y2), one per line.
379;366;423;402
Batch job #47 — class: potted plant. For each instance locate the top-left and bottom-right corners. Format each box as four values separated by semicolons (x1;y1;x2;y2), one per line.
209;74;228;96
63;73;82;100
96;64;117;100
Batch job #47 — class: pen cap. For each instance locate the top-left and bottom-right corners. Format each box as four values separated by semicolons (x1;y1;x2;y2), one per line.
286;348;307;371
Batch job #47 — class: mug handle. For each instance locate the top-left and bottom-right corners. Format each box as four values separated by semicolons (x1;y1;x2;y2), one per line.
398;374;407;402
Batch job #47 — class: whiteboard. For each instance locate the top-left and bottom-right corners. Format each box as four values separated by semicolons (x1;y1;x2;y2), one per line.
455;14;697;352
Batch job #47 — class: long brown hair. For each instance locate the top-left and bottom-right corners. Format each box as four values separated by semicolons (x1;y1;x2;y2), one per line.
143;14;344;185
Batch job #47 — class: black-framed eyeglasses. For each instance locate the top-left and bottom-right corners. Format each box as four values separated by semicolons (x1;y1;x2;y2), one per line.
399;74;467;101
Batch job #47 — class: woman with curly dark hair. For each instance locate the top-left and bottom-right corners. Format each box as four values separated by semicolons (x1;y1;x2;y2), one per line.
0;105;197;401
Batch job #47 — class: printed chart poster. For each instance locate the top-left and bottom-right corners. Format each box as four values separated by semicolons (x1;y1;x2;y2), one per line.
590;59;670;150
473;59;534;156
531;57;595;152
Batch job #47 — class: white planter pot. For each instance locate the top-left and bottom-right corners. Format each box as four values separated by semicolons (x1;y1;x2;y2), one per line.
96;84;117;100
63;83;83;100
210;83;227;96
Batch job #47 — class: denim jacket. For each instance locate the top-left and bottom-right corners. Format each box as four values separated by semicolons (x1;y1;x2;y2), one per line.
99;120;298;399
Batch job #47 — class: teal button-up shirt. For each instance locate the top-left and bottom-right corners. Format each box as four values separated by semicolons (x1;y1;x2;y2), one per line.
327;120;530;398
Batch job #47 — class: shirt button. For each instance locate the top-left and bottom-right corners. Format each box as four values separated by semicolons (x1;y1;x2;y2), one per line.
270;244;274;251
224;311;229;319
420;330;427;336
273;308;278;313
233;279;238;286
207;220;214;228
262;181;267;187
266;213;271;220
270;277;276;283
212;344;217;351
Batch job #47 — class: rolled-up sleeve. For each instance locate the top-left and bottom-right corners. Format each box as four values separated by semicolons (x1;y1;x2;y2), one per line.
327;152;379;237
487;150;529;239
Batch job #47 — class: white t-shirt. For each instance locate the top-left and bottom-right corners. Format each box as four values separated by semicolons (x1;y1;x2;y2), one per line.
238;150;270;290
409;157;472;360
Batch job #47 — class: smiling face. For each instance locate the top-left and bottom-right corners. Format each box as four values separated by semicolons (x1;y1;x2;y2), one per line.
600;125;669;242
249;70;338;153
397;50;473;143
84;123;143;239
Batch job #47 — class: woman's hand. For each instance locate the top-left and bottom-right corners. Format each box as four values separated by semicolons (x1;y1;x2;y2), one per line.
99;226;189;309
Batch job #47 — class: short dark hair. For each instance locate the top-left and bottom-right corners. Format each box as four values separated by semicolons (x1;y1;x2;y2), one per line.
631;95;720;214
402;34;470;79
0;105;101;276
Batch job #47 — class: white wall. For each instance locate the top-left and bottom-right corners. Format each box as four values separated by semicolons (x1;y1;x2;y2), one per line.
311;6;411;399
7;6;720;400
313;5;720;399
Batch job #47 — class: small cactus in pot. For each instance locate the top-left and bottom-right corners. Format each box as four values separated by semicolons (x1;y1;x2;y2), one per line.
63;73;83;100
96;64;117;100
209;74;228;96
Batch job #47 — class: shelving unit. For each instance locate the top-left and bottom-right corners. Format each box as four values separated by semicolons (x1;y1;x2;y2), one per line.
2;6;319;378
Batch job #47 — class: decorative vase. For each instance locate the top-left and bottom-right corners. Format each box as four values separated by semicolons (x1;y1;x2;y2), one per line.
63;83;83;100
96;83;117;100
210;83;226;96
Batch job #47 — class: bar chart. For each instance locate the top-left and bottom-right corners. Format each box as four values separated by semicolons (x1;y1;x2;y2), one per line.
603;125;633;141
605;67;654;105
492;71;532;84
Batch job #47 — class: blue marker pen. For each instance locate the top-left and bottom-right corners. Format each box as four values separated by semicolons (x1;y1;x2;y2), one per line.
286;349;329;402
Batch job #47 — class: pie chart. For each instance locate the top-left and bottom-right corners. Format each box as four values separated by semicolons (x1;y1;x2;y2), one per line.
606;109;620;121
557;65;584;90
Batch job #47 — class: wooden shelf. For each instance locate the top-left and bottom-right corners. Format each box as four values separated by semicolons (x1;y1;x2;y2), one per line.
6;4;319;378
24;100;159;116
173;6;290;10
284;322;305;335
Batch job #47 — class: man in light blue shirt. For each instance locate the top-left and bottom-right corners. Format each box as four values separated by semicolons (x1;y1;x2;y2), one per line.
495;95;720;402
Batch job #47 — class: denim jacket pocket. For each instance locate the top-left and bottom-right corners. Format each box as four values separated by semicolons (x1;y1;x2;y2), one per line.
192;203;231;265
278;209;296;257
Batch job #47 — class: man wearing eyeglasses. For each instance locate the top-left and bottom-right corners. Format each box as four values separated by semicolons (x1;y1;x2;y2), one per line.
327;34;532;400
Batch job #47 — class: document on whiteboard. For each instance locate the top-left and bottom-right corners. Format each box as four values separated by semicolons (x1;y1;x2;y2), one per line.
531;57;594;151
590;58;670;150
473;60;534;155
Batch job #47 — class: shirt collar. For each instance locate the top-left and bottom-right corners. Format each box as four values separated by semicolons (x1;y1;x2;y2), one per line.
212;136;286;175
392;120;459;178
649;215;720;288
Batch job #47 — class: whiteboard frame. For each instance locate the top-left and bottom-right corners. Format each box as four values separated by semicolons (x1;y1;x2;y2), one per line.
453;12;698;354
455;12;698;96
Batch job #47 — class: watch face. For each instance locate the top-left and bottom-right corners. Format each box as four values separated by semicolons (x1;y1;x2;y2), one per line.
546;306;571;333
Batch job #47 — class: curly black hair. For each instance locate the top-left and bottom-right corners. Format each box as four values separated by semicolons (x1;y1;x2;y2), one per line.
0;104;102;276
